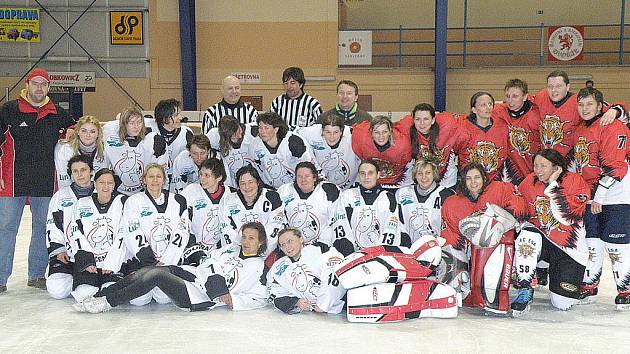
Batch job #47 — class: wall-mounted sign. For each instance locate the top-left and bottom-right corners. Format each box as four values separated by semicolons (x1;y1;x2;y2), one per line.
339;31;372;65
231;72;261;84
48;72;96;93
110;11;143;45
548;26;584;61
0;7;40;42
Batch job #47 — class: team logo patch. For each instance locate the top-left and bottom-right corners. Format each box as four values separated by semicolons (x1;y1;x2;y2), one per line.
559;282;578;293
609;252;621;265
517;243;535;258
534;196;559;232
540;115;567;148
467;141;502;173
508;126;531;155
571;137;594;173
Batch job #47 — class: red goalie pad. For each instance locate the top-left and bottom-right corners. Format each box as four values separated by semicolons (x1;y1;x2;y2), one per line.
335;245;434;290
346;279;458;322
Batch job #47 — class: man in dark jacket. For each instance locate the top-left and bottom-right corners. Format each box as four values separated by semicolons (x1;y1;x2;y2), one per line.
318;80;372;126
0;68;75;293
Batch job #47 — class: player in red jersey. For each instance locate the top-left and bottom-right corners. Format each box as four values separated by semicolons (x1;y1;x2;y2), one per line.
570;88;630;310
351;115;413;188
493;79;542;185
458;92;510;182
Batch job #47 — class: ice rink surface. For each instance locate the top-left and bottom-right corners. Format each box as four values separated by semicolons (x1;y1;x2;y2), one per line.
1;208;629;353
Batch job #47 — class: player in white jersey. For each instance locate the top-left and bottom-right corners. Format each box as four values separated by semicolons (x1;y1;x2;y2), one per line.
206;115;255;188
68;169;127;303
278;162;340;246
153;99;194;185
75;222;268;313
46;155;95;299
170;134;216;192
222;165;285;257
331;160;401;256
249;112;317;189
180;158;232;254
268;228;345;314
294;113;360;190
55;115;109;188
396;159;455;244
107;164;191;306
103;107;168;195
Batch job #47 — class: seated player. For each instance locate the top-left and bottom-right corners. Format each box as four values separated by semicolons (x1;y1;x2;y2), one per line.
331;159;402;255
46;155;95;299
76;222;268;313
268;228;346;314
170;134;215;192
278;161;340;246
441;163;527;314
396;158;455;244
569;88;630;309
67;169;127;303
515;149;590;314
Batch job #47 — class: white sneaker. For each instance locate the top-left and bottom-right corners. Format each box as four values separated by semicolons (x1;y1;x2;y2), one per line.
83;296;112;314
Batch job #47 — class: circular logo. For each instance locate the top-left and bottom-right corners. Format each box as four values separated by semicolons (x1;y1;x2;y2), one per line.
349;41;361;53
548;26;584;61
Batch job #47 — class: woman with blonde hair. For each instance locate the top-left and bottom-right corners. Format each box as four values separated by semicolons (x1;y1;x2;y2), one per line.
54;115;108;188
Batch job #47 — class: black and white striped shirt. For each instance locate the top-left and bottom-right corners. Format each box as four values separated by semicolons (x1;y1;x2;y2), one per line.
270;92;322;128
202;99;258;135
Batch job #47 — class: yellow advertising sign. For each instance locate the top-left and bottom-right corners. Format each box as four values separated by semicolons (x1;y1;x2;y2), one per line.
110;11;143;45
0;7;40;43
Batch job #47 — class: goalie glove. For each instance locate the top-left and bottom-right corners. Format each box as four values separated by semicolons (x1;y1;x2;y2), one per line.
458;203;517;248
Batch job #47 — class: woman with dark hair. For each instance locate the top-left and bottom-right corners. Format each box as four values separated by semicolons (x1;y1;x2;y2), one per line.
221;165;285;256
206;115;256;188
170;134;217;192
248;112;316;189
397;103;470;188
515;149;590;312
295;113;360;190
457;92;510;182
278;161;340;245
331;159;402;255
76;222;269;313
67;168;126;303
268;228;345;314
351;115;413;188
440;162;527;314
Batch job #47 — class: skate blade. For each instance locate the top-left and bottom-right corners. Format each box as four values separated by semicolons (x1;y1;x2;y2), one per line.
616;303;630;311
510;304;530;318
577;295;597;305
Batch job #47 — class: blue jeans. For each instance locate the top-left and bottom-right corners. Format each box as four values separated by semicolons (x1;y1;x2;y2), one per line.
0;196;51;285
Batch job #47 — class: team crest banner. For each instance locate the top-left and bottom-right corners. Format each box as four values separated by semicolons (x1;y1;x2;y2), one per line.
0;7;40;42
339;31;372;65
548;26;584;61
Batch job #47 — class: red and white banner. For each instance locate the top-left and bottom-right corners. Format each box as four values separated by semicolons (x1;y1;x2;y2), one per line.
548;26;584;61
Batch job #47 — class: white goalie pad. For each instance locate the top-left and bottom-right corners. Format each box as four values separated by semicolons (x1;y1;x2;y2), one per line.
458;203;517;248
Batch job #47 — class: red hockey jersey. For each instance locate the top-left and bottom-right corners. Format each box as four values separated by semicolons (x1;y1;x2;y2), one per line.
457;115;510;181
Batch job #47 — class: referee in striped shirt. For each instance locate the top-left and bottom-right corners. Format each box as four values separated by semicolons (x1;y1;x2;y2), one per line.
270;67;322;128
202;75;258;134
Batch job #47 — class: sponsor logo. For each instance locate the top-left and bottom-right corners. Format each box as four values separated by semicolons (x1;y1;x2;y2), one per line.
275;263;289;276
362;265;371;275
372;286;378;302
79;211;94;217
559;282;578;293
609;234;627;239
140;210;152;217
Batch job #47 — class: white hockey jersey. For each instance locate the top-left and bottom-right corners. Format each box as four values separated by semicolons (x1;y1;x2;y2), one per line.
177;245;268;310
206;123;256;188
268;244;346;314
103;132;168;195
156;125;193;179
396;184;455;244
248;131;317;189
169;150;200;193
294;124;359;190
69;194;126;269
54;142;110;189
46;186;81;259
181;183;231;252
331;187;401;251
222;188;286;256
277;181;340;245
112;191;190;270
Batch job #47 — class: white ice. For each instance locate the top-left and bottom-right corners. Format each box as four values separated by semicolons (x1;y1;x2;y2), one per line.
1;207;629;353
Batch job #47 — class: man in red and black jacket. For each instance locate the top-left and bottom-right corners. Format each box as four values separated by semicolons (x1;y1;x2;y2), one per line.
0;68;76;293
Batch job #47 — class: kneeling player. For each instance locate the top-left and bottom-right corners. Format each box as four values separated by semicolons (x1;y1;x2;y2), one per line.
68;169;126;302
516;149;590;314
441;163;527;314
75;222;268;313
268;228;346;314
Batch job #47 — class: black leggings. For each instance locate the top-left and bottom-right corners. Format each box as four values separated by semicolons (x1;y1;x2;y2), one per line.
97;266;192;309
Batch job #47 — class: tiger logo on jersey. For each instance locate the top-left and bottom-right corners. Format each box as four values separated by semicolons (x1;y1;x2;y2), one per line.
540;115;567;148
468;141;502;173
418;144;447;166
534;196;559;232
372;158;394;179
508;126;531;155
571;137;594;173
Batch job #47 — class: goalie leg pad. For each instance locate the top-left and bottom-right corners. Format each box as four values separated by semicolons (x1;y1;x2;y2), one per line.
435;245;470;299
410;235;442;269
346;280;458;323
513;225;543;288
464;241;514;314
335;246;433;290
